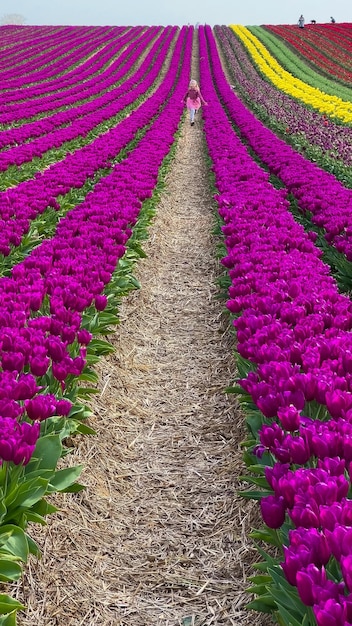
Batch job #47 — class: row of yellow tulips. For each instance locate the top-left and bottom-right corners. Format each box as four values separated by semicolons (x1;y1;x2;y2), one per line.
230;24;352;123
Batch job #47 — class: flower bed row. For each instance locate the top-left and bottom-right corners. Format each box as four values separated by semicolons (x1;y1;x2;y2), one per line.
211;28;352;266
0;28;140;123
0;26;141;113
215;26;352;178
0;27;131;97
0;25;89;75
0;25;192;624
265;24;352;82
0;27;167;167
232;25;352;120
0;27;178;261
246;25;352;103
0;26;122;91
0;24;64;59
200;23;352;626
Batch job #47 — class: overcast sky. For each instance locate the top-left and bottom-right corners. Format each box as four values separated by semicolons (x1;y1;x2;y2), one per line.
2;0;352;27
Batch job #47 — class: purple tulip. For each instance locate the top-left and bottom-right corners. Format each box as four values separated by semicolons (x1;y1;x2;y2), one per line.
55;399;72;417
12;373;40;400
257;392;284;418
29;292;44;312
289;528;330;567
0;399;23;420
30;355;50;377
25;394;57;421
51;362;68;382
277;405;301;431
287;435;310;464
272;443;292;464
46;337;66;362
289;500;320;528
297;564;326;606
264;463;290;490
0;439;14;462
67;356;85;376
341;555;352;591
94;294;108;311
276;475;297;508
77;329;92;345
12;443;36;466
0;418;40;465
260;494;286;529
314;598;345;626
326;389;352;419
20;421;40;445
259;422;285;447
1;352;25;373
281;544;313;586
282;389;306;411
326;525;352;561
61;325;77;344
318;457;345;477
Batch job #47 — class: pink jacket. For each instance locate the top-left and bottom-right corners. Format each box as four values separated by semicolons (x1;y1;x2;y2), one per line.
183;87;207;110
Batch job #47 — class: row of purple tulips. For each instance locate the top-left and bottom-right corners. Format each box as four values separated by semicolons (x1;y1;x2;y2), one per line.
0;24;191;456
215;26;352;170
0;27;170;167
0;27;177;258
0;26;122;91
0;24;192;624
0;26;128;95
199;24;352;626
0;27;146;123
212;28;352;262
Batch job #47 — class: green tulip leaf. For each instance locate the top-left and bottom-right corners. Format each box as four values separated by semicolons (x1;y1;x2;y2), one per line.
239;475;271;488
48;466;83;492
0;560;22;582
5;477;48;512
84;353;100;365
248;574;272;585
25;535;40;558
240;489;273;499
30;434;63;470
246;596;277;613
31;499;58;518
275;603;306;626
24;512;48;525
0;526;29;562
0;594;25;614
244;464;267;475
59;482;85;493
88;338;115;355
0;611;18;626
75;423;96;435
247;584;271;595
76;387;100;397
78;371;99;384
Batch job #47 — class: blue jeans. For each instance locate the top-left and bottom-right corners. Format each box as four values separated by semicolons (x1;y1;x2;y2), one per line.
189;108;195;122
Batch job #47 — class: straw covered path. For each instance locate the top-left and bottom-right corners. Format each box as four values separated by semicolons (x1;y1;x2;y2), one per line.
16;92;268;626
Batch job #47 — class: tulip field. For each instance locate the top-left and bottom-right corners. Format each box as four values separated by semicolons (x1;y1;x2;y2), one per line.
2;19;352;626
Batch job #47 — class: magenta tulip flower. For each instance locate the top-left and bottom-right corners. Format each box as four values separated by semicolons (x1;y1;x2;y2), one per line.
260;494;286;529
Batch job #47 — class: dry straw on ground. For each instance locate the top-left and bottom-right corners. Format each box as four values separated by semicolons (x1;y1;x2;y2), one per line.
15;40;273;626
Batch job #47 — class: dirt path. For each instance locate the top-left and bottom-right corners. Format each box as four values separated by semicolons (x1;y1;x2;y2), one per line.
17;84;266;626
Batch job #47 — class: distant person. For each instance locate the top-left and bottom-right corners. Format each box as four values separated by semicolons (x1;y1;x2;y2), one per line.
330;16;336;23
298;14;305;28
182;79;208;127
311;19;316;24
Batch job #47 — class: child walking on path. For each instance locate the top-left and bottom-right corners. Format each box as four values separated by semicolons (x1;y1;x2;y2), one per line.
183;79;208;126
